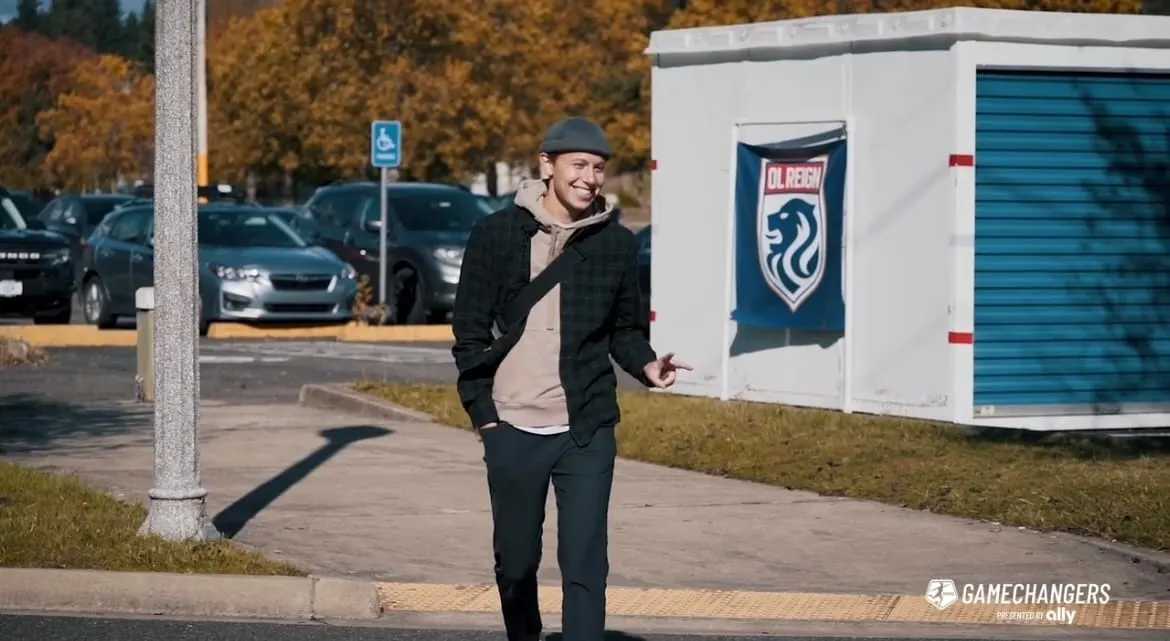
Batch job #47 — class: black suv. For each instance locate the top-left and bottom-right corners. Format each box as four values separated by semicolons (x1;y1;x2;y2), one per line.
0;186;75;324
297;181;485;324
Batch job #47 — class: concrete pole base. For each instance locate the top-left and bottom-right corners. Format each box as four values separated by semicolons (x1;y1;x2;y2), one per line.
139;489;221;542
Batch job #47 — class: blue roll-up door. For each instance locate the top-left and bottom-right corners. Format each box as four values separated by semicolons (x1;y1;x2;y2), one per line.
973;69;1170;415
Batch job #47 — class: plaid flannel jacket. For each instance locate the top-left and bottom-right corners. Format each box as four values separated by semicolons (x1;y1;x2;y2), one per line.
450;204;657;444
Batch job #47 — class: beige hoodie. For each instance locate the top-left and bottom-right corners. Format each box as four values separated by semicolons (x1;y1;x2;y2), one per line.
491;179;614;429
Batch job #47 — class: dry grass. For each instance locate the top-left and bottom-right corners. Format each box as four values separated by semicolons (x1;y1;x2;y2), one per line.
353;380;1170;552
350;274;389;325
0;461;304;575
0;338;48;366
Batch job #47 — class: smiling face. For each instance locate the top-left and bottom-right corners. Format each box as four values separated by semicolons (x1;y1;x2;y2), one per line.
539;151;606;217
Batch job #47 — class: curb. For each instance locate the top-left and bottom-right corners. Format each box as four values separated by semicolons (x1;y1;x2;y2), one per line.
375;581;1170;631
207;323;349;340
0;323;453;347
0;326;138;348
1068;534;1170;574
298;383;437;423
0;569;380;620
341;324;453;343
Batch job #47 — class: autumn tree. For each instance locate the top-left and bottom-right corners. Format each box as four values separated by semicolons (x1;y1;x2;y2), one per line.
206;0;667;187
208;0;281;36
206;6;321;194
509;0;671;172
208;0;507;186
669;0;1142;29
37;54;154;191
0;26;94;188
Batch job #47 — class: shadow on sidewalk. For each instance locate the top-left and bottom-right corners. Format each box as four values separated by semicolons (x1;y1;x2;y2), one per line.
0;393;151;455
547;632;646;641
212;425;392;538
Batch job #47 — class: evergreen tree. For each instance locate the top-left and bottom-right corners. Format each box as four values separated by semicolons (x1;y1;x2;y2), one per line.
44;0;122;54
120;11;140;59
46;0;93;47
14;0;42;32
90;0;124;54
133;0;155;73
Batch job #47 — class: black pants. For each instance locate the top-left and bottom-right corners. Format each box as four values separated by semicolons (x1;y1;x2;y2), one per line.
481;423;616;641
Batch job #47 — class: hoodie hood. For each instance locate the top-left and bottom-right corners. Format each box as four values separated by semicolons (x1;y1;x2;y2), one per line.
513;179;612;230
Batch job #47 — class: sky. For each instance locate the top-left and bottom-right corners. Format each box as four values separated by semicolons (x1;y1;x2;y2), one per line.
0;0;148;22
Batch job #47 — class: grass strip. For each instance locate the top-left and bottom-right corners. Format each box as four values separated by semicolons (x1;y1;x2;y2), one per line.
0;460;303;575
354;380;1170;552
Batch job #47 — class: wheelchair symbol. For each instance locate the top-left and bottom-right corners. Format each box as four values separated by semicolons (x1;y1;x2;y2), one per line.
376;129;395;151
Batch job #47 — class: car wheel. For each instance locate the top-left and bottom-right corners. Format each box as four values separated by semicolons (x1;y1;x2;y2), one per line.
390;266;427;325
82;276;117;329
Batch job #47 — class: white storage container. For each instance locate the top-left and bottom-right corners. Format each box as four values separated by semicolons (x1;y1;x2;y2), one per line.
644;7;1170;430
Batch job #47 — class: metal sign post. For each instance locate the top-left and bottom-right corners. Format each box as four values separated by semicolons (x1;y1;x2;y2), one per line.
139;0;219;542
378;166;388;305
369;120;401;307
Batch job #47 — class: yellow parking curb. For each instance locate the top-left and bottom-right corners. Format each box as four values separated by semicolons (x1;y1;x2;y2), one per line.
207;323;346;340
375;583;1170;630
1;323;454;347
340;324;453;342
0;325;138;347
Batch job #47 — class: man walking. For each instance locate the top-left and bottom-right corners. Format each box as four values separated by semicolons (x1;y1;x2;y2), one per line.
451;116;690;641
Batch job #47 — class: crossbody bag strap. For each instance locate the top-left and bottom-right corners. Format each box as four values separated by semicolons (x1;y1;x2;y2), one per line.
497;244;585;331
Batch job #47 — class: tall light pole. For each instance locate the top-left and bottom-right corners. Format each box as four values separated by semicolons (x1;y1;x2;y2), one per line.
139;0;219;542
196;0;209;197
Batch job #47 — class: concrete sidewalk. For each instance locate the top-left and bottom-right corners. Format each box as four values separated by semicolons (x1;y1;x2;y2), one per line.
3;393;1169;634
6;395;1169;593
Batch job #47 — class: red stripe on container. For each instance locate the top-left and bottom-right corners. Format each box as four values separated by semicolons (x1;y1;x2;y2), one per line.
948;331;973;344
649;310;656;322
949;154;974;167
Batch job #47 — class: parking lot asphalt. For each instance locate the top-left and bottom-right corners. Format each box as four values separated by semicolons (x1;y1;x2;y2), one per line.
0;340;458;406
0;338;643;410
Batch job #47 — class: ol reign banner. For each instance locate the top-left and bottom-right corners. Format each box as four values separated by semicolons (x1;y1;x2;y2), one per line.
731;139;846;331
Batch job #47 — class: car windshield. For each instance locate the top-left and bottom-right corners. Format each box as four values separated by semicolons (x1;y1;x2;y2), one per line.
84;198;130;225
390;189;484;233
198;209;306;248
10;193;43;218
0;195;29;230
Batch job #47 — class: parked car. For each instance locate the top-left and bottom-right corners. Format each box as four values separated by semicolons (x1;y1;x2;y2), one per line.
78;203;357;334
0;185;74;324
37;193;134;282
264;206;301;223
8;189;45;219
298;180;486;324
634;223;651;304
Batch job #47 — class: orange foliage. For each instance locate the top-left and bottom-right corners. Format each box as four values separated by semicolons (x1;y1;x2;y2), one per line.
0;27;94;187
669;0;1143;29
36;54;154;191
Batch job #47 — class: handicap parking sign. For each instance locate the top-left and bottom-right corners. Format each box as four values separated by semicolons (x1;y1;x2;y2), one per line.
370;121;401;168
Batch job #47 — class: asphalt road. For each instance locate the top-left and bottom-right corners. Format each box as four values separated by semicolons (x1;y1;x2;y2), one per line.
0;614;1041;641
0;338;642;409
0;340;458;406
